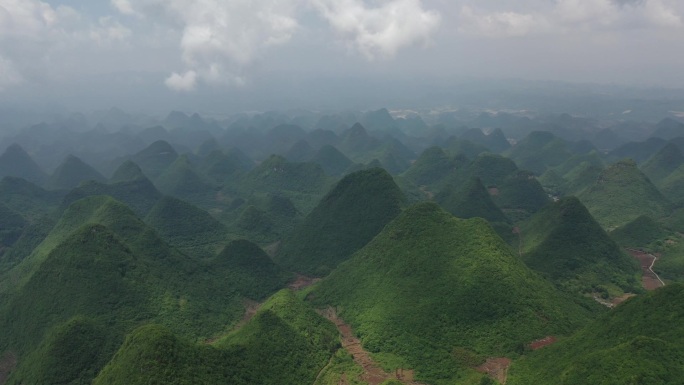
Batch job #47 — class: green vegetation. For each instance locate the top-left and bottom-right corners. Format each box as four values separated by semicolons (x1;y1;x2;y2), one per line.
610;215;670;249
92;290;337;385
46;155;107;191
312;202;598;383
199;149;254;184
0;177;63;219
402;146;464;188
130;140;179;180
62;177;162;218
640;142;683;185
579;159;671;229
520;197;640;296
504;131;572;175
154;155;216;203
492;170;550;214
313;349;365;385
0;202;27;247
508;284;684;385
435;177;509;223
277;168;404;276
659;164;684;205
145;196;228;258
0;144;47;186
110;160;147;183
311;144;354;176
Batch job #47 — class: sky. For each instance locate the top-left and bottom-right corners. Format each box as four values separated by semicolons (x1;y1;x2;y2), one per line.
1;0;684;113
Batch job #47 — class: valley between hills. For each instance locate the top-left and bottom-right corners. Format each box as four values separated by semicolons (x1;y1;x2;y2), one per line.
2;108;684;384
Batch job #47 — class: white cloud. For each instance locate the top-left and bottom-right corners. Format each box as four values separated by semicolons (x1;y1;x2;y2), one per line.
119;0;301;91
111;0;137;16
459;6;546;38
312;0;441;59
458;0;682;37
0;55;22;89
165;70;197;91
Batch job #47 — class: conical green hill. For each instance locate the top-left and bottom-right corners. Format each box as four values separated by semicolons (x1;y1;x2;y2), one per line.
652;117;684;140
504;131;572;174
660;164;684;205
199;149;253;183
311;144;353;176
492;170;550;214
154;154;215;201
284;139;315;162
313;202;596;383
520;197;640;295
579;159;671;229
211;240;291;300
402;146;464;187
110;160;146;183
0;143;47;185
508;284;684;385
46;155;107;191
468;153;519;187
561;160;604;196
444;137;490;159
130;140;178;179
241;155;328;195
63;178;161;219
0;176;63;219
610;215;670;249
338;123;381;157
196;137;221;157
435;177;509;223
92;290;337;385
0;201;27;247
6;316;117;385
277;168;404;276
145;195;227;258
641;142;684;185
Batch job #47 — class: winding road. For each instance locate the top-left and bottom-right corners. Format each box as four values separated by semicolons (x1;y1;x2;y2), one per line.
626;248;666;290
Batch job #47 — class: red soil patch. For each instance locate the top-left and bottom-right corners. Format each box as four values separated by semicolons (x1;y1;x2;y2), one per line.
0;352;18;385
288;274;320;291
529;336;557;350
320;308;426;385
488;187;500;196
626;249;665;291
476;357;511;384
612;293;636;306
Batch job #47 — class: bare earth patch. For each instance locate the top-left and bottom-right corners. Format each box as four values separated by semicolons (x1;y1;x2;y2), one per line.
320;308;426;385
288;274;320;291
529;336;557;350
0;352;18;385
626;249;665;290
476;357;511;384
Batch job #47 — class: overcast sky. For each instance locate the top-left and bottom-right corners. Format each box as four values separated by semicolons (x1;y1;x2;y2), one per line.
1;0;684;113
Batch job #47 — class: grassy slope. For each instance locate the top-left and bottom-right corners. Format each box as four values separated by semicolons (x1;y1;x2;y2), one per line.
92;290;337;385
277;168;404;276
312;202;598;384
520;197;641;296
579;159;671;230
508;284;684;385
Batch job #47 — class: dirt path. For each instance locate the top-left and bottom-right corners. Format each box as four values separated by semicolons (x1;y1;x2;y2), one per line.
288;274;320;290
626;248;666;290
320;308;426;385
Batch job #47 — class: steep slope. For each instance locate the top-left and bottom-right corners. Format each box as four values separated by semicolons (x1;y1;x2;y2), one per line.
145;196;227;258
651;117;684;140
504;131;572;174
310;144;353;176
313;202;597;383
435;177;509;223
0;202;27;250
610;215;670;249
660;164;684;205
92;290;336;385
1;200;290;384
0;177;64;219
461;127;510;153
277;168;404;276
579;159;671;229
509;284;684;385
62;176;162;218
284;139;315;162
154;154;215;202
0;144;47;185
199;148;254;184
520;197;640;295
492;170;551;215
46;155;107;191
109;160;147;183
402;146;465;188
640;142;684;185
130;140;179;179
